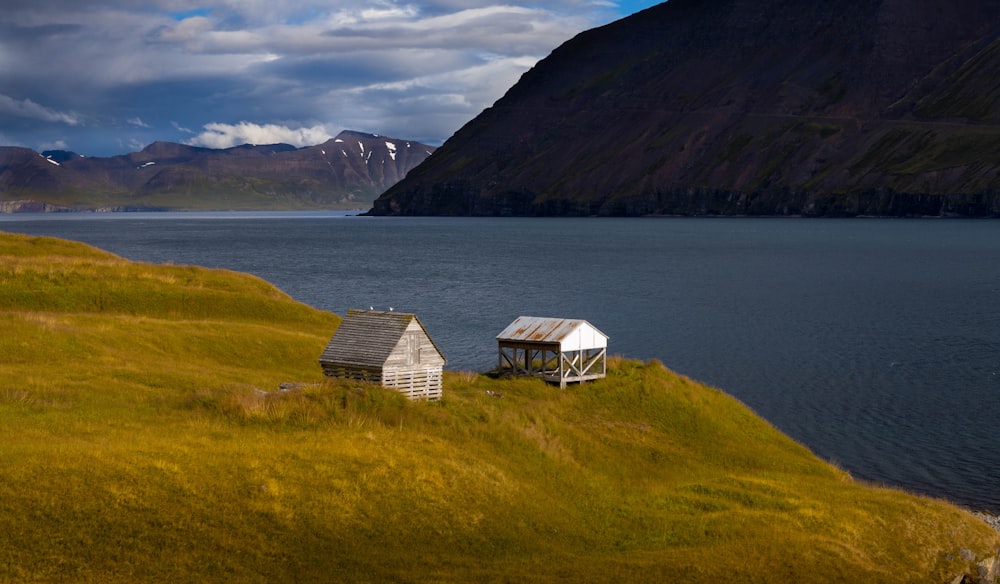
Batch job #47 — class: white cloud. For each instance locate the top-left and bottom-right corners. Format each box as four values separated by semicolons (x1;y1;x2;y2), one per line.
157;15;213;44
121;137;148;153
318;53;540;140
148;4;589;60
186;121;334;148
359;5;420;21
0;1;631;155
0;94;81;125
37;139;69;152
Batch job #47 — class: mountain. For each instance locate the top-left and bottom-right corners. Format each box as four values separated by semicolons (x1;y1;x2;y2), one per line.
41;150;83;164
371;0;1000;217
0;131;435;211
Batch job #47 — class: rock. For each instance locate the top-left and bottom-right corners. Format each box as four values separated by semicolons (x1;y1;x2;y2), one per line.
979;556;999;583
962;549;978;562
972;512;1000;533
278;382;321;393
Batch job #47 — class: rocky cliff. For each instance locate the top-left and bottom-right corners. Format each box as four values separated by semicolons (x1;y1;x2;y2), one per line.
371;0;1000;217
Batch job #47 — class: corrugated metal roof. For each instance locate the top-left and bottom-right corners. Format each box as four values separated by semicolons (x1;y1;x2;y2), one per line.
319;309;445;368
496;316;607;346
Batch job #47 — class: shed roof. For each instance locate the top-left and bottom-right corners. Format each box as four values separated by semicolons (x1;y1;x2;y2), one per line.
496;316;608;351
320;309;445;368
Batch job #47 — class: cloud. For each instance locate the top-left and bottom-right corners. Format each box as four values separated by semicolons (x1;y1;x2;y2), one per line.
121;137;148;153
0;1;641;156
149;5;587;59
0;21;83;41
0;132;22;148
313;54;541;143
38;139;70;152
0;94;81;125
186;121;334;148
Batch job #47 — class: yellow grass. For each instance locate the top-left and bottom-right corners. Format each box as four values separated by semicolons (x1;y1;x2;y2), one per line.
1;231;997;583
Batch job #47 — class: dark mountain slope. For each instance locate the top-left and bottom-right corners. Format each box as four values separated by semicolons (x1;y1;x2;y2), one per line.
372;0;1000;216
0;131;434;211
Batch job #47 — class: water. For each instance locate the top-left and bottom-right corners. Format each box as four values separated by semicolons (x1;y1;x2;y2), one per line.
2;212;999;512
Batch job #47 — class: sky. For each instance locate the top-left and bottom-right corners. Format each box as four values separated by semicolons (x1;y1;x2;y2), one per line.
0;0;661;157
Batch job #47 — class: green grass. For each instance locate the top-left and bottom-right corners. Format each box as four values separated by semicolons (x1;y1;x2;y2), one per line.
715;133;754;165
1;231;997;582
914;37;1000;121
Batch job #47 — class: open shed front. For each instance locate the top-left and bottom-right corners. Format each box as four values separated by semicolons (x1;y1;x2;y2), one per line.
496;317;608;388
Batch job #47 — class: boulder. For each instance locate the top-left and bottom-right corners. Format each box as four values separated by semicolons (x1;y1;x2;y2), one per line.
978;555;999;583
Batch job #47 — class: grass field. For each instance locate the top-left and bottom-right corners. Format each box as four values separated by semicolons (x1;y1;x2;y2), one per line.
1;231;997;582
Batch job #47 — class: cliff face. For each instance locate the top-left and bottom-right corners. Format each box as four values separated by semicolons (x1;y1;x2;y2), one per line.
0;131;435;211
372;0;1000;216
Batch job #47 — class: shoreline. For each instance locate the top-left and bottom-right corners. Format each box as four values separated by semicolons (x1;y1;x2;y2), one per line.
971;511;1000;533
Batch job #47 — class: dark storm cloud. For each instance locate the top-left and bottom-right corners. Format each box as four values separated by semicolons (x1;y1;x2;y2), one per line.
0;22;84;41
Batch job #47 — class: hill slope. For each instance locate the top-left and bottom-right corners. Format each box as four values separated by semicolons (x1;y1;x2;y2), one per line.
0;130;434;211
372;0;1000;216
1;231;997;582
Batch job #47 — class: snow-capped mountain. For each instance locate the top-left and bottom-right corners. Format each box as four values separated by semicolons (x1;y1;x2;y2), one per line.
0;130;435;211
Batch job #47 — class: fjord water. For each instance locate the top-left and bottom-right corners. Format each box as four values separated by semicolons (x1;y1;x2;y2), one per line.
3;213;998;512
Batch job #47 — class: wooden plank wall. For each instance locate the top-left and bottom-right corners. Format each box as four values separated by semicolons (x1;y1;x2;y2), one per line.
383;367;443;400
321;365;443;401
320;365;383;383
382;321;446;368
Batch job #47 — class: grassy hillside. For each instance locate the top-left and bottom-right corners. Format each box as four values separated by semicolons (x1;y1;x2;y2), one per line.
1;231;997;583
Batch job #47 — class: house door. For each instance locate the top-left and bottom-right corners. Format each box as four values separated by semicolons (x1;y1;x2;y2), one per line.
405;332;421;365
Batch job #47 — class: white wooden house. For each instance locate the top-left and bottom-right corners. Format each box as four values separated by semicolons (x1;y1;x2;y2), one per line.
319;309;446;400
496;316;608;388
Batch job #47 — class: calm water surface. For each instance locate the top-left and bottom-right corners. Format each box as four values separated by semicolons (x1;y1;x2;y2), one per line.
3;212;999;512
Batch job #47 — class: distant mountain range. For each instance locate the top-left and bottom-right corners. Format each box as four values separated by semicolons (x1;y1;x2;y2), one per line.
0;131;434;212
371;0;1000;217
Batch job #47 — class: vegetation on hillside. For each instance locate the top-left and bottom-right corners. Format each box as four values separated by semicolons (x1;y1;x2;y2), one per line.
1;231;997;582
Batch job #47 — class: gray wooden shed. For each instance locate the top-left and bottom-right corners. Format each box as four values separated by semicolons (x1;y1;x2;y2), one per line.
319;309;446;400
496;316;608;388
